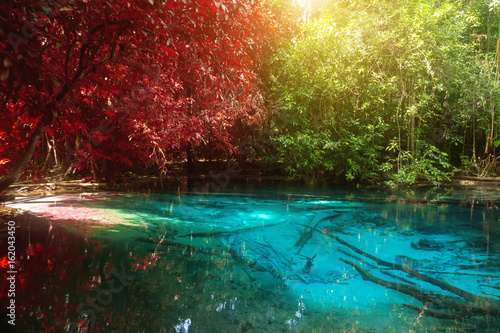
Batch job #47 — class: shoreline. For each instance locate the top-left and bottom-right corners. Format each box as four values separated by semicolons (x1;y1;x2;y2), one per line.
3;176;500;220
2;174;500;198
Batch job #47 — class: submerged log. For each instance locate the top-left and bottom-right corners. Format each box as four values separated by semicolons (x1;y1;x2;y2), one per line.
134;237;221;257
294;214;340;254
340;258;498;318
339;258;442;305
316;228;500;317
379;269;418;286
459;262;500;269
321;230;498;304
177;222;280;238
480;284;500;291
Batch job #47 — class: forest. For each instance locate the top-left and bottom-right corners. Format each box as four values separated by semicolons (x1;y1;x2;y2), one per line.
1;0;500;190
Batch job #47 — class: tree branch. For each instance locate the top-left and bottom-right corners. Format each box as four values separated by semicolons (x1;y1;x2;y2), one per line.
317;228;500;317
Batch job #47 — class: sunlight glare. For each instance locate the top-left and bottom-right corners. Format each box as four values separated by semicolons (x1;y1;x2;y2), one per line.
295;0;311;21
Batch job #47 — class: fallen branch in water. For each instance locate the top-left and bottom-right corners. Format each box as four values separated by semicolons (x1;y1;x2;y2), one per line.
459;262;500;269
418;270;500;278
339;258;448;305
294;214;341;254
263;236;292;265
337;247;413;284
135;237;221;257
339;258;494;318
321;229;498;305
379;268;418;286
314;227;500;318
177;222;280;238
480;284;500;291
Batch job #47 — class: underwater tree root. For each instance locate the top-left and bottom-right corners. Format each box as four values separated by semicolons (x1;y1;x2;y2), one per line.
317;229;500;318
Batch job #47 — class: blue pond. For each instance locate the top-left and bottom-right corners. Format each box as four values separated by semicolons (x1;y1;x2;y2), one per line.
4;185;500;332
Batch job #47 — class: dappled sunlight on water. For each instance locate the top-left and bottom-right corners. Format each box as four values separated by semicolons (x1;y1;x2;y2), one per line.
2;186;500;332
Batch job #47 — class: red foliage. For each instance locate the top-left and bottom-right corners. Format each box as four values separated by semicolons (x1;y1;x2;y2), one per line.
0;224;91;331
0;0;272;181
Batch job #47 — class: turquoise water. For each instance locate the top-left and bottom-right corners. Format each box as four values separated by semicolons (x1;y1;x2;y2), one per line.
3;185;500;332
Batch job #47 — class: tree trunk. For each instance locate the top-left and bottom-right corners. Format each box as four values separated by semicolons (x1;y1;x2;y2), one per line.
40;134;54;174
0;39;95;193
186;143;195;174
410;113;415;158
0;115;50;192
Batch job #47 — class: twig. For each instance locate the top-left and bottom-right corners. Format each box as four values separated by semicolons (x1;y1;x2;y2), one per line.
263;236;292;265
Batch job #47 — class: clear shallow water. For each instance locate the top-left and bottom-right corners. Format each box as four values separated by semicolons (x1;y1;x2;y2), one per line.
2;185;500;332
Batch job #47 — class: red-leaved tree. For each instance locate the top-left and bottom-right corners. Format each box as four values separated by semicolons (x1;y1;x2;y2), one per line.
0;0;271;189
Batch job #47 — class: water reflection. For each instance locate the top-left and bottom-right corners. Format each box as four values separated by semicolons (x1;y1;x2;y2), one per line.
2;186;500;332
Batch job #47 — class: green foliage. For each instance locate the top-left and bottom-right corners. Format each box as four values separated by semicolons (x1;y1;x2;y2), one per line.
459;154;477;175
264;0;497;185
384;142;451;187
324;122;388;182
271;130;329;179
